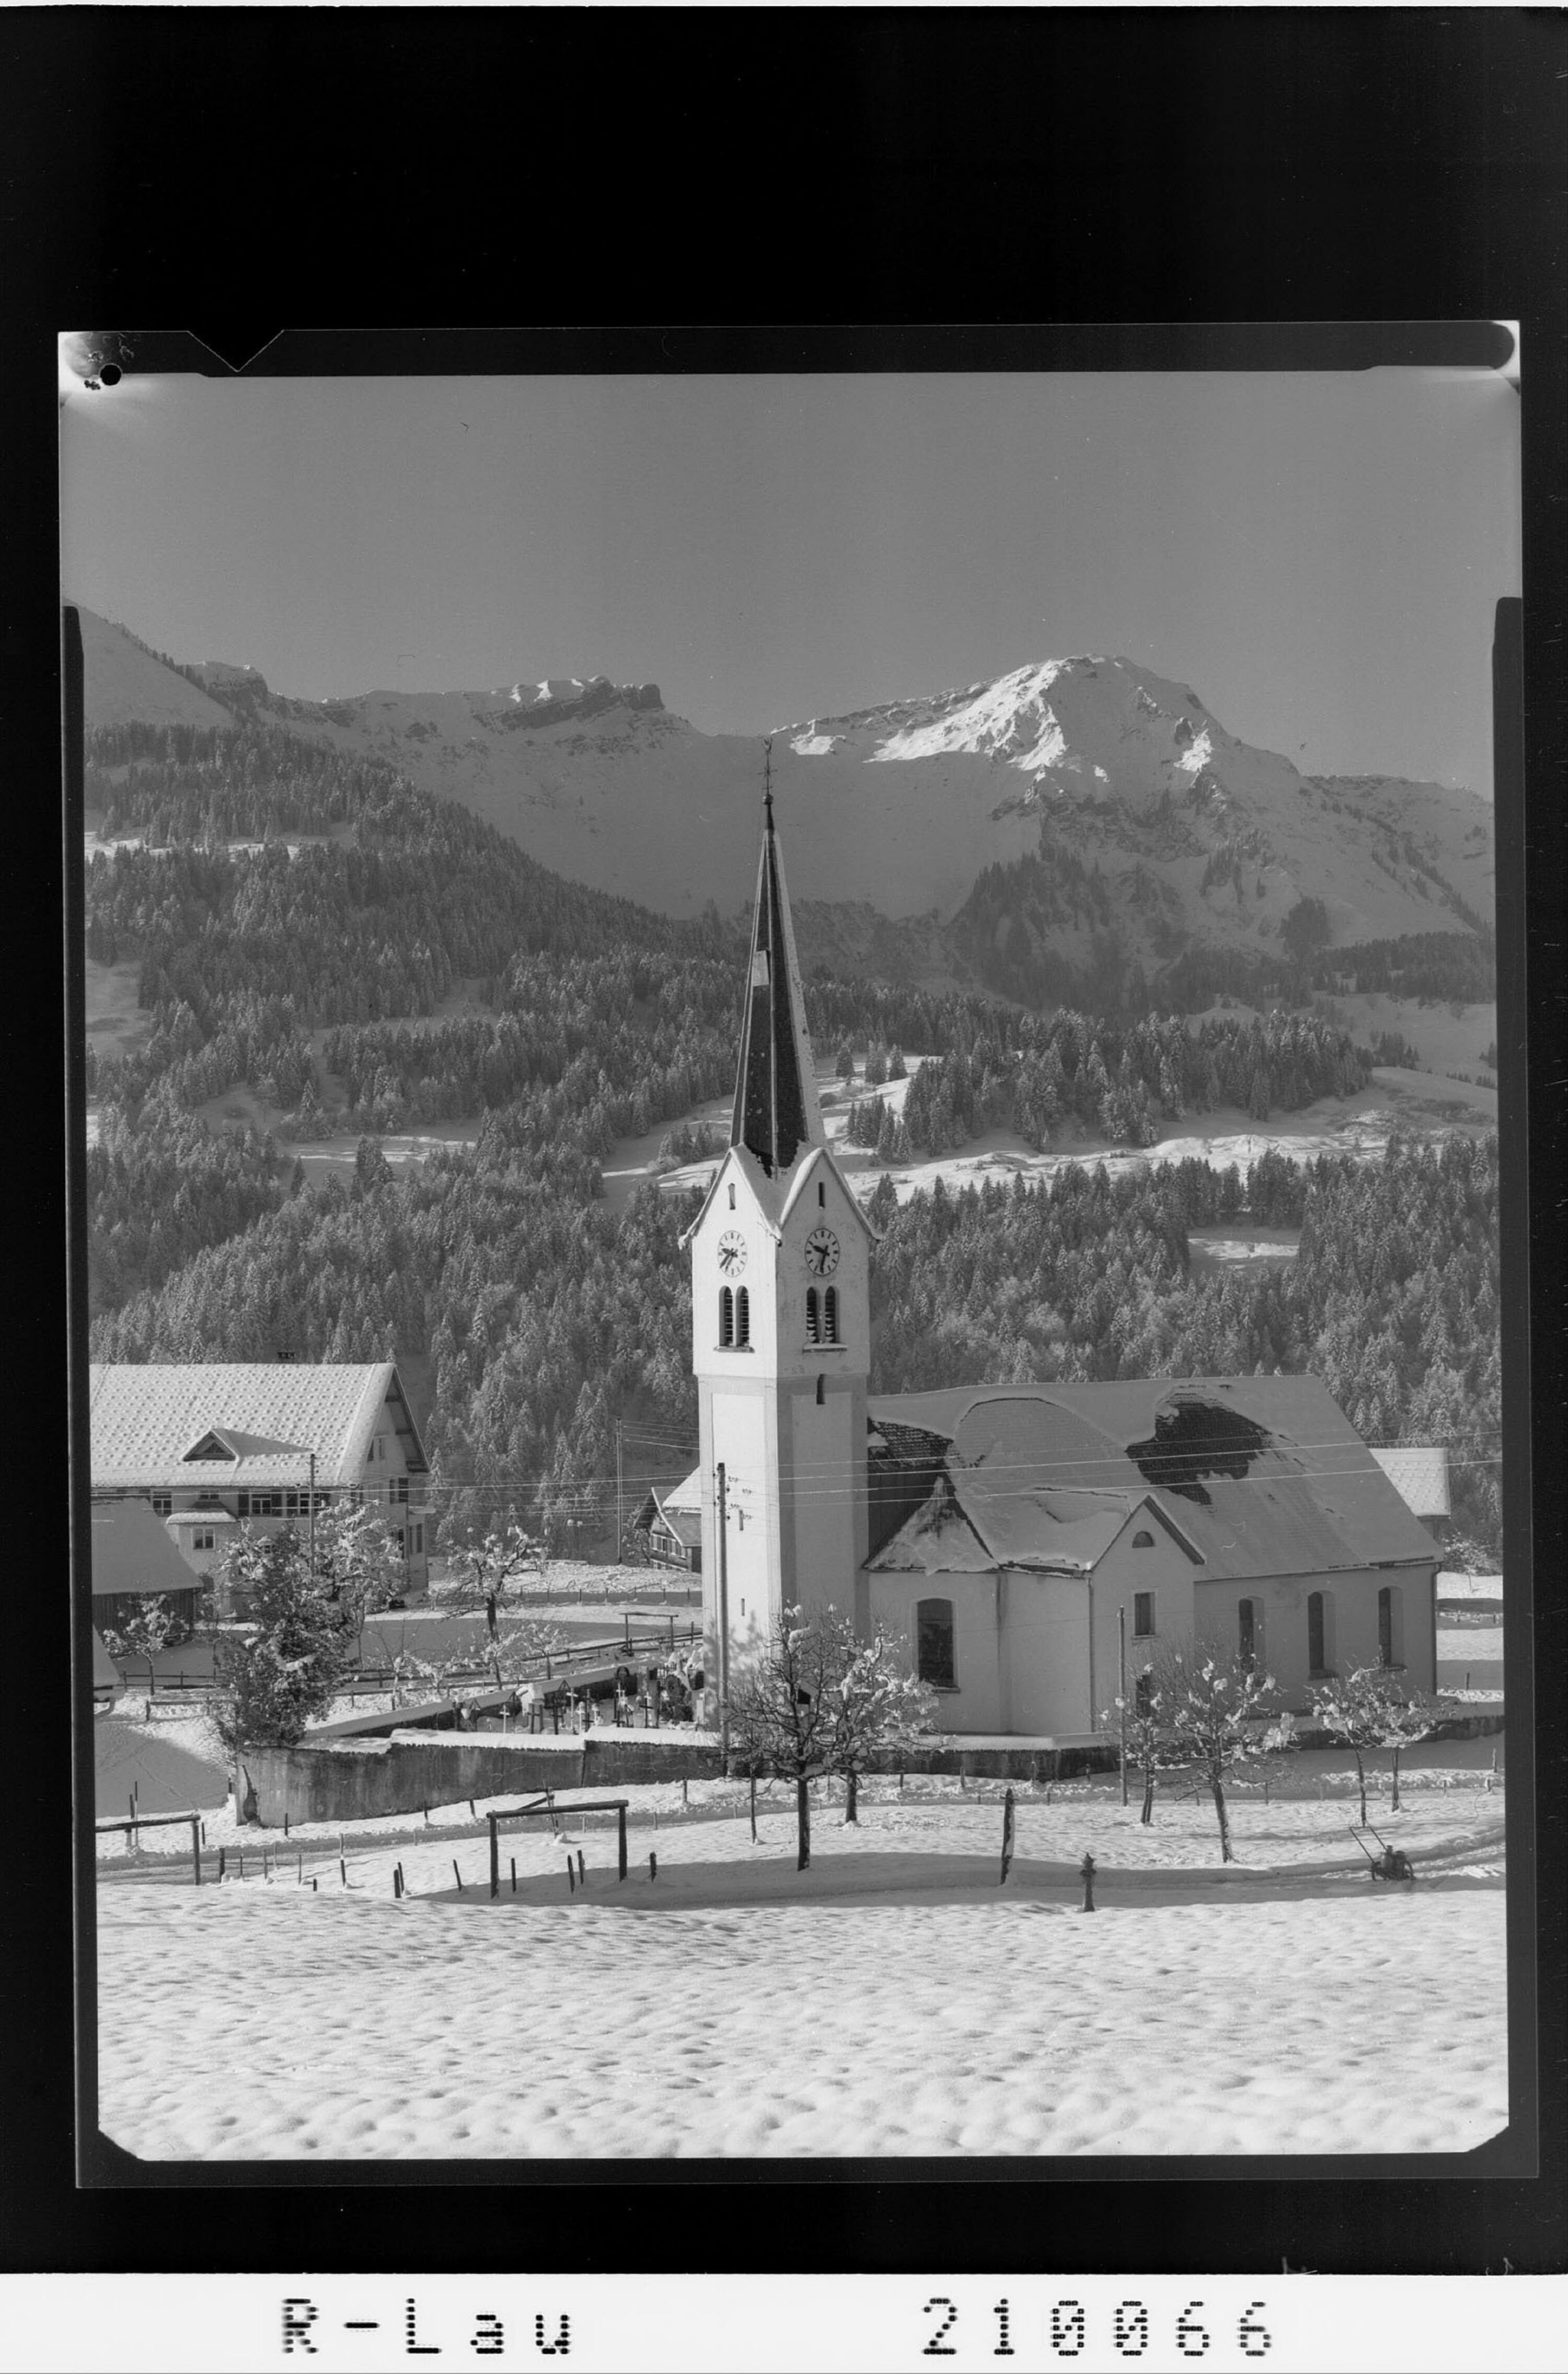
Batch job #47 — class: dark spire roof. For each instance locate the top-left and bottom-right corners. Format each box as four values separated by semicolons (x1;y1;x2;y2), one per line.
731;748;823;1178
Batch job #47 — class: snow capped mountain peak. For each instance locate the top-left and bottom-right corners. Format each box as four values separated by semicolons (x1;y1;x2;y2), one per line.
781;654;1235;805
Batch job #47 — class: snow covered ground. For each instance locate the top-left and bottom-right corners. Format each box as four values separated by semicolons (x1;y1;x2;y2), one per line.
95;1777;1506;2161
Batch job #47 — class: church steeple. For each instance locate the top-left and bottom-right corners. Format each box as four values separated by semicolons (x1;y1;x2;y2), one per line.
731;745;825;1178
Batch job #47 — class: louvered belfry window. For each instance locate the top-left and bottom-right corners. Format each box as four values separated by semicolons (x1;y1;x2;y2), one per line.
720;1287;734;1347
823;1286;839;1344
806;1288;821;1344
735;1287;751;1348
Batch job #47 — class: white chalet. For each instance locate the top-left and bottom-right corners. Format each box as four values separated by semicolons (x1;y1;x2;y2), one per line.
88;1362;431;1612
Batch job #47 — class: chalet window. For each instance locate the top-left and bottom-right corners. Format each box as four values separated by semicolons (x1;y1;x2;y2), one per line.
735;1287;751;1349
806;1287;821;1344
916;1598;956;1689
815;1375;825;1406
192;1528;215;1552
1378;1585;1404;1668
720;1287;734;1346
1308;1589;1336;1676
1132;1529;1155;1549
1135;1669;1154;1718
823;1286;839;1344
1133;1592;1156;1638
413;1523;424;1555
390;1476;409;1504
149;1492;172;1517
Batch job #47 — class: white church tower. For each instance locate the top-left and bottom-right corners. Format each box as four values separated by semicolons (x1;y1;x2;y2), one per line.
679;759;877;1696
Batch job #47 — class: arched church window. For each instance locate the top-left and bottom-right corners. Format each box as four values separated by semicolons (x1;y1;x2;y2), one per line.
916;1598;956;1689
1308;1589;1336;1676
805;1287;820;1344
823;1286;839;1344
1132;1529;1155;1548
719;1287;733;1347
735;1287;751;1348
1238;1596;1263;1666
1378;1585;1404;1668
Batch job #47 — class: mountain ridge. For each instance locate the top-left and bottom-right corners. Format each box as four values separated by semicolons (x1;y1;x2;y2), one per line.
74;604;1493;998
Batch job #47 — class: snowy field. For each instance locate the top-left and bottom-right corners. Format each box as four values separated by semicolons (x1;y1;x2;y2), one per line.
96;1776;1506;2161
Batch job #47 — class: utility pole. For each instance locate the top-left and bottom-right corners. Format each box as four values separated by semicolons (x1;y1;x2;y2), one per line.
309;1449;317;1588
1118;1602;1128;1808
615;1421;623;1562
716;1460;730;1771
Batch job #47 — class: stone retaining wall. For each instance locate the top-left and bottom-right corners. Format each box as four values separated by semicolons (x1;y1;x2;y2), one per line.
239;1733;728;1828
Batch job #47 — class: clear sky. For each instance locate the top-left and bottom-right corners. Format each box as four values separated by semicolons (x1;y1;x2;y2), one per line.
60;365;1518;794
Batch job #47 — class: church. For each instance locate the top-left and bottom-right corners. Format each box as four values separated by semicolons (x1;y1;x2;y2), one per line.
677;791;1440;1738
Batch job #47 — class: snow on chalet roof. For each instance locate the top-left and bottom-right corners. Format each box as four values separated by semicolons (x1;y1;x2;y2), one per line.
88;1364;427;1491
864;1379;1437;1583
86;1499;205;1598
1370;1446;1451;1519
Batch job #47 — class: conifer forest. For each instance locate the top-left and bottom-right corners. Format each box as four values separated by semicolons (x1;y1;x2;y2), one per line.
84;724;1503;1560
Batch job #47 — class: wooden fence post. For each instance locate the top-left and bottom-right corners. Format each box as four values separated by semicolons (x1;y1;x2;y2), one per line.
191;1815;201;1888
489;1815;500;1900
617;1805;627;1882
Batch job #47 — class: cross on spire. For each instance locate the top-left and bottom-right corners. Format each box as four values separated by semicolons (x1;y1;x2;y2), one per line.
730;747;823;1177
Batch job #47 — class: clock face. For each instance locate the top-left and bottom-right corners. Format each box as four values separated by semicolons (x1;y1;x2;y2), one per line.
803;1225;840;1278
717;1229;748;1277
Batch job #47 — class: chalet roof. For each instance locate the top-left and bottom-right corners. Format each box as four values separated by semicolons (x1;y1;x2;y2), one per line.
88;1363;428;1491
86;1498;205;1598
646;1468;703;1550
729;786;825;1181
865;1378;1437;1583
1370;1446;1451;1519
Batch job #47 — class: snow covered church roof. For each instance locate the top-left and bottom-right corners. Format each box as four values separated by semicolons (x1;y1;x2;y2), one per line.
865;1378;1437;1583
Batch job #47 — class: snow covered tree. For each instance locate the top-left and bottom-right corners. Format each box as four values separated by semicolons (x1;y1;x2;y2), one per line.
834;1041;856;1084
1308;1663;1442;1823
728;1609;839;1870
98;1594;183;1696
1144;1646;1279;1862
1100;1671;1177;1825
887;1045;907;1080
821;1612;938;1820
441;1521;546;1628
864;1043;888;1088
212;1505;404;1754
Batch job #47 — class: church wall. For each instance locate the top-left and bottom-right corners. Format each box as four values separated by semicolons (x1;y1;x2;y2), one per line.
784;1376;868;1628
996;1572;1092;1737
1089;1527;1200;1714
868;1570;1005;1733
701;1377;777;1643
1194;1564;1437;1706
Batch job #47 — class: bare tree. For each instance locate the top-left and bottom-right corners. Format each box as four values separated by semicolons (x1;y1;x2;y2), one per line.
820;1613;938;1822
1145;1645;1281;1863
1309;1664;1444;1823
440;1522;546;1629
1101;1679;1173;1826
99;1595;182;1698
727;1610;841;1871
728;1607;939;1864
